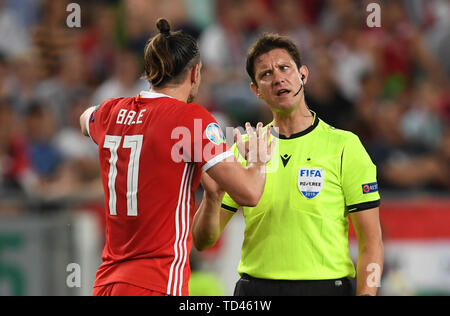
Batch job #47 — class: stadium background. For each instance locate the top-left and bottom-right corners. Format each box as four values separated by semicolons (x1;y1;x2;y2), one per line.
0;0;449;296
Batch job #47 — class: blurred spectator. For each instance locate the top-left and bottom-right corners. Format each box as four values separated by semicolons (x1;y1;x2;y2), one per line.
119;0;191;55
328;14;375;102
157;0;194;34
34;51;88;128
351;70;385;142
366;99;409;171
376;1;448;93
306;47;354;129
31;0;78;79
403;0;450;77
271;0;315;65
0;0;30;58
6;53;41;116
78;3;119;87
22;101;101;203
319;0;357;36
53;93;103;202
381;127;450;191
0;0;447;207
400;82;444;151
0;53;9;99
3;0;42;29
424;0;450;77
184;0;216;31
200;0;252;75
91;50;148;106
24;102;62;180
56;93;98;163
199;0;266;125
0;99;35;197
119;0;154;55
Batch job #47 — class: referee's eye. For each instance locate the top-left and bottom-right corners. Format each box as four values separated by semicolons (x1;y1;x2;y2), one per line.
261;71;271;78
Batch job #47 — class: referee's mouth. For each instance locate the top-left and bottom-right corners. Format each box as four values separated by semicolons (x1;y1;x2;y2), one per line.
276;89;291;97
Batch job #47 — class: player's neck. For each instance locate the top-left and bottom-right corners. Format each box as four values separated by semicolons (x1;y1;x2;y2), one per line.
151;84;190;103
272;102;313;138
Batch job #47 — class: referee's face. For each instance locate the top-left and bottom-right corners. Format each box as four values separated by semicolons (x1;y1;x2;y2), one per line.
251;48;305;112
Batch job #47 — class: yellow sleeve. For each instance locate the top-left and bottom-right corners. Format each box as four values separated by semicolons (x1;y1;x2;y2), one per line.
341;133;380;213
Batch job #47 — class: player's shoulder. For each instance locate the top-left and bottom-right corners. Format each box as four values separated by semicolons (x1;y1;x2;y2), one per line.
97;97;127;111
176;102;218;123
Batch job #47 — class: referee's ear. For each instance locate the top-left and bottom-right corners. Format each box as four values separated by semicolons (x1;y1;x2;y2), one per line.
250;82;261;99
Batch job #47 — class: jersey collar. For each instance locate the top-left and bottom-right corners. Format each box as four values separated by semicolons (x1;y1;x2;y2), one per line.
270;111;319;140
138;90;174;99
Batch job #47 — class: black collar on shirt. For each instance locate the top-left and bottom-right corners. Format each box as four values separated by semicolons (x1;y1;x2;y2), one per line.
270;112;319;140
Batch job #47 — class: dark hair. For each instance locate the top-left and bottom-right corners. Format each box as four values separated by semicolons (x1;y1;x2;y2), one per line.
25;101;46;117
246;33;302;86
144;18;200;88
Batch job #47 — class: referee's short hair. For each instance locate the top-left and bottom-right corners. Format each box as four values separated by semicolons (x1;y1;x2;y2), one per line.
246;33;302;86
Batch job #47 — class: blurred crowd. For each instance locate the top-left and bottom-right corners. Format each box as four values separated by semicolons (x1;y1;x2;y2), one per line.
0;0;449;214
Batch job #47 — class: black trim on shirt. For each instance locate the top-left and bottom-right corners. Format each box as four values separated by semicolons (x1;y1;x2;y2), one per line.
270;112;319;140
221;204;238;213
347;200;380;213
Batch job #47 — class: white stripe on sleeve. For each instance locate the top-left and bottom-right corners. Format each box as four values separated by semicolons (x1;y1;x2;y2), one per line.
202;151;234;172
85;109;91;138
167;163;194;296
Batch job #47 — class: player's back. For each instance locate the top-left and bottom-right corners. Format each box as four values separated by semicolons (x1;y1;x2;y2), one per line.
87;91;222;295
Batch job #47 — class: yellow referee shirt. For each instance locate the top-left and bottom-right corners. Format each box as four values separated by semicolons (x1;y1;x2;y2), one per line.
222;115;380;280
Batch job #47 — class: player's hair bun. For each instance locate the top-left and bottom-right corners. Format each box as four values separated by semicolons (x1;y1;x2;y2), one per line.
144;17;200;88
156;18;171;36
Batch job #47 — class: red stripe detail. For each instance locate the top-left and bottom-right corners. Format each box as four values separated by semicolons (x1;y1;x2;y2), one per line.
349;198;450;240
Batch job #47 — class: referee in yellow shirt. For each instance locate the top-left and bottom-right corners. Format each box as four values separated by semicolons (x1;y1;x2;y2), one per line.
192;33;384;296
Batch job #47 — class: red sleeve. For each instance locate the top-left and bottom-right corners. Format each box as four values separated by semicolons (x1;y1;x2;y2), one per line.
87;98;114;145
179;103;232;171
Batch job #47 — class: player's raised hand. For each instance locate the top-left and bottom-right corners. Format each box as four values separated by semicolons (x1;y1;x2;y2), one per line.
234;127;249;160
237;122;276;165
260;124;276;164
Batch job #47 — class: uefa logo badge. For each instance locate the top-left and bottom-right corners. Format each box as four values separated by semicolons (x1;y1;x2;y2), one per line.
362;182;378;194
363;184;371;193
206;123;225;145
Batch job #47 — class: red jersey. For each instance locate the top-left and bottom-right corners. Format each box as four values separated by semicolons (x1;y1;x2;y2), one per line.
86;91;231;296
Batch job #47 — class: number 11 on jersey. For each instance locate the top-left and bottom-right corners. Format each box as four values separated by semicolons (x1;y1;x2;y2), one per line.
104;134;143;216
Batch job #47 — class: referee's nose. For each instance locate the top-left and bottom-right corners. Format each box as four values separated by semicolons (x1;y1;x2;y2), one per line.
272;68;286;87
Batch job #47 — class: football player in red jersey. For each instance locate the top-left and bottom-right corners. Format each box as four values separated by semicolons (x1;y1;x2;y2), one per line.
79;18;274;296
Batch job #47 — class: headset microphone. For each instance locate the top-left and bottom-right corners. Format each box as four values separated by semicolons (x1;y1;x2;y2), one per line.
293;74;305;97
